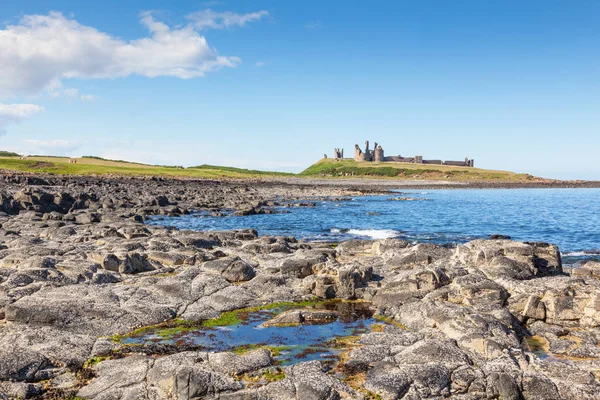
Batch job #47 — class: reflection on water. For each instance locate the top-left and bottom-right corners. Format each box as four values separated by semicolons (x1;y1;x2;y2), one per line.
122;301;377;366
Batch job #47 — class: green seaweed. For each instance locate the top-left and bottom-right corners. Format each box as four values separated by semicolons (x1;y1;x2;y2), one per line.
201;299;327;328
231;344;293;357
232;343;265;355
202;310;244;327
268;345;293;357
111;318;200;342
263;370;286;382
83;355;112;368
374;315;408;330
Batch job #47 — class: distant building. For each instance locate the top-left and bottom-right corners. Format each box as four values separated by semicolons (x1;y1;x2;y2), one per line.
331;140;474;167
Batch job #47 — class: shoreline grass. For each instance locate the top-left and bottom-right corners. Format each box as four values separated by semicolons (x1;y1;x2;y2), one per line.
0;154;546;182
0;156;289;179
300;158;539;182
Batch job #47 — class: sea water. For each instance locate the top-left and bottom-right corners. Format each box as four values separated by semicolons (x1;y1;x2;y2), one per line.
147;188;600;264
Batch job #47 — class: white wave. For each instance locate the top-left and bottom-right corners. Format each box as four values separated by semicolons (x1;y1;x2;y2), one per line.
562;251;600;257
346;229;401;240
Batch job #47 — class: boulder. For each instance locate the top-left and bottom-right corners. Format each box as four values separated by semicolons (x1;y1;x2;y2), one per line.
364;363;412;400
383;243;452;270
335;263;373;299
208;349;272;375
453;240;562;280
202;256;256;282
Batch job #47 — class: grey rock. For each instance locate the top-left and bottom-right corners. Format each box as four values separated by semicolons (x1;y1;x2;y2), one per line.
364;363;412;400
208;349;272;375
203;256;256;282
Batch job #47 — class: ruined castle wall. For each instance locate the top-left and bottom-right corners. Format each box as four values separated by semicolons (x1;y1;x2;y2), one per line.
354;145;364;161
333;148;344;159
383;156;415;163
374;147;384;162
341;140;473;166
444;160;469;167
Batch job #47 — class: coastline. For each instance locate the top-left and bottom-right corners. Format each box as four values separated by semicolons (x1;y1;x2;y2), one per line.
1;171;599;399
3;169;600;190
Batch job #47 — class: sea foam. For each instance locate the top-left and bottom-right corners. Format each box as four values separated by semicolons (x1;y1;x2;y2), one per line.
330;228;400;240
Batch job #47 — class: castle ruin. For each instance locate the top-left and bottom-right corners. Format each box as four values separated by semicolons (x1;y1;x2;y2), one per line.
332;140;474;167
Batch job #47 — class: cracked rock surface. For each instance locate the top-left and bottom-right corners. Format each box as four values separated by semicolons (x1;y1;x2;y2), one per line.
1;173;599;399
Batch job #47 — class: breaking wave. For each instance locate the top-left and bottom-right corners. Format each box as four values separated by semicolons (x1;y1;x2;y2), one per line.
562;250;600;257
330;228;401;240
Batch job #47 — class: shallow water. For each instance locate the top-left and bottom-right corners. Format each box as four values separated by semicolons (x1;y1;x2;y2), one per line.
148;188;600;263
122;301;376;365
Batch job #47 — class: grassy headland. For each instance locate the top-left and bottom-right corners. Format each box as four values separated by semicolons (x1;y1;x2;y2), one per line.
300;158;539;182
0;155;291;179
0;153;544;182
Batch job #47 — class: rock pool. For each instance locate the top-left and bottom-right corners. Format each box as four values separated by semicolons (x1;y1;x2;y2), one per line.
120;300;379;366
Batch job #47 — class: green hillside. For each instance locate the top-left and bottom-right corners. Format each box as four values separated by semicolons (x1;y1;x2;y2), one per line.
0;155;288;179
300;158;539;182
0;152;542;182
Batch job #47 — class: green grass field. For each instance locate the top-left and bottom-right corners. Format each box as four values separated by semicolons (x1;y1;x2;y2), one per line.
0;155;290;179
300;158;538;181
0;153;540;182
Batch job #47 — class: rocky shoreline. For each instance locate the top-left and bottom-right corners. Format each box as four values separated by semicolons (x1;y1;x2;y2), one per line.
1;172;600;399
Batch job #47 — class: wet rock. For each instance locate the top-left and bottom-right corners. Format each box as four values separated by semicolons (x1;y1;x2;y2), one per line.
261;309;339;327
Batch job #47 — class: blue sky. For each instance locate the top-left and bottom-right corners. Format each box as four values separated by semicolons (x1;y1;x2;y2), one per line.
0;0;598;179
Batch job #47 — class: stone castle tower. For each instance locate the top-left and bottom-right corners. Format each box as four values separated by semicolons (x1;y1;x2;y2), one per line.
373;142;384;162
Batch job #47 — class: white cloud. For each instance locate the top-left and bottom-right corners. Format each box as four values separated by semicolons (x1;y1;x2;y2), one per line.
0;104;44;135
255;61;267;67
48;88;97;102
187;9;269;30
21;139;81;155
62;88;80;99
79;94;97;102
0;11;242;99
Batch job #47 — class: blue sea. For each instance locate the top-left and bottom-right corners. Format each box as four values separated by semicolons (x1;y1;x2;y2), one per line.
148;188;600;264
